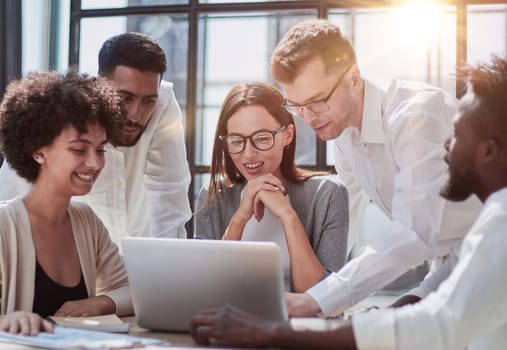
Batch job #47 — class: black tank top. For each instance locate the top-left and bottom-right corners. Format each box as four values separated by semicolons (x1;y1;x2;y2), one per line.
32;261;88;317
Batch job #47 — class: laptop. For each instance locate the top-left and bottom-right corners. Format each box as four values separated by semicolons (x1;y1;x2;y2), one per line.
122;237;288;332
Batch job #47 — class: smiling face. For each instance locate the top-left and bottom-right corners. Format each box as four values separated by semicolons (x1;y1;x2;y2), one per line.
282;56;363;141
440;92;482;202
226;105;294;181
110;65;160;146
35;122;107;197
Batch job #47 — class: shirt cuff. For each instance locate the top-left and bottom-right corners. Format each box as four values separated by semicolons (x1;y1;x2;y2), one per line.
352;308;397;350
306;274;351;317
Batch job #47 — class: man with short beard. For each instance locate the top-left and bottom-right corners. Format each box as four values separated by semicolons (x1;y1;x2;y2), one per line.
0;33;191;244
191;55;507;350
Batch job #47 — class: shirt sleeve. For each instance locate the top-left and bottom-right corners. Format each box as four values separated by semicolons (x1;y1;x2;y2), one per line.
405;243;460;299
144;82;192;238
395;208;507;349
308;109;455;316
352;308;397;350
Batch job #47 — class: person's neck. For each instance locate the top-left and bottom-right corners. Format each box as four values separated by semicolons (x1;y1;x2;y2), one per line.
354;78;365;131
23;185;70;226
477;178;507;203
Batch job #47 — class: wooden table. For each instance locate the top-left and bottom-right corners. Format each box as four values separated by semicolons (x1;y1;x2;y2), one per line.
0;315;353;349
124;315;198;347
0;316;251;349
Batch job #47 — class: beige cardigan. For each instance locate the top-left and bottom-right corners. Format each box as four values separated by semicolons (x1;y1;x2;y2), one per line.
0;197;133;316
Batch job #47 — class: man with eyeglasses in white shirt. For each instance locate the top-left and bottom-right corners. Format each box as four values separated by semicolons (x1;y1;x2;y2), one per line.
267;19;483;318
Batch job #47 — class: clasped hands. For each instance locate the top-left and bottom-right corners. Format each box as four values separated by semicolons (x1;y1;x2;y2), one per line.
238;174;290;222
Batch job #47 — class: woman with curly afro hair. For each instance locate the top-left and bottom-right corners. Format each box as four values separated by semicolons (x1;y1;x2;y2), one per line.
0;70;133;335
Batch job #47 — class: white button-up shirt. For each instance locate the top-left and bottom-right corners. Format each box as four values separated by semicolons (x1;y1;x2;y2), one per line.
307;78;482;316
0;80;191;246
353;187;507;350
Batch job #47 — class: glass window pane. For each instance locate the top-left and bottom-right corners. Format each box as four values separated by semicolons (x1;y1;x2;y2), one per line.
79;15;188;117
328;4;457;166
195;11;318;167
22;0;49;74
82;0;187;9
22;0;70;74
330;5;456;94
467;5;507;64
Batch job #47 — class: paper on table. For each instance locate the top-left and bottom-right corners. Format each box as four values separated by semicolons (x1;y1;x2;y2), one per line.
0;326;168;349
49;314;129;333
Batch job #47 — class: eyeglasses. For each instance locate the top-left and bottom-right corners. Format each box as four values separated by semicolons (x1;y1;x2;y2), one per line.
219;125;287;154
282;66;352;118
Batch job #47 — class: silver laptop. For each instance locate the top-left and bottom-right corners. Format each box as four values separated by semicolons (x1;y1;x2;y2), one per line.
122;237;288;332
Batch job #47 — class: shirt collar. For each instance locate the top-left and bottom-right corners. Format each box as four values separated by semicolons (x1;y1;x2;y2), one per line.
360;78;385;144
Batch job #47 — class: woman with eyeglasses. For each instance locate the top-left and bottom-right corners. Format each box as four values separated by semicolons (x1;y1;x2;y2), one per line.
195;82;349;292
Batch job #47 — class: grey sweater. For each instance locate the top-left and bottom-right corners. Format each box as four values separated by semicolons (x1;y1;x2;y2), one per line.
194;176;349;289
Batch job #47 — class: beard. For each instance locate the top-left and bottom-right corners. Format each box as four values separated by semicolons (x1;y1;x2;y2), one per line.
440;165;476;202
109;119;147;147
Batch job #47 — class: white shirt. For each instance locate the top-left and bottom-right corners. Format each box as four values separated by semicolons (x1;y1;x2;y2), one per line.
353;187;507;350
307;78;482;316
0;81;191;246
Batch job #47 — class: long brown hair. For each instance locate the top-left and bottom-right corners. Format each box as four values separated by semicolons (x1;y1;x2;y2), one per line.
205;82;323;205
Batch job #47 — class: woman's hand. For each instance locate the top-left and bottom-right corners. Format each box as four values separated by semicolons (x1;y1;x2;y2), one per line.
238;174;285;222
54;295;115;317
223;174;286;241
253;189;291;220
0;311;54;336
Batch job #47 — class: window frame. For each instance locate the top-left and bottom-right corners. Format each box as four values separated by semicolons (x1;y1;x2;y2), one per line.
66;0;504;235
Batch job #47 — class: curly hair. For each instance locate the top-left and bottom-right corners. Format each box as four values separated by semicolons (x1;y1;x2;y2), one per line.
457;55;507;146
270;19;356;84
0;70;123;182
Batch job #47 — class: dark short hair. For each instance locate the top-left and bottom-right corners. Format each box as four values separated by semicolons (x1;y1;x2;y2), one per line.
98;32;167;77
458;55;507;146
0;70;123;182
271;19;356;84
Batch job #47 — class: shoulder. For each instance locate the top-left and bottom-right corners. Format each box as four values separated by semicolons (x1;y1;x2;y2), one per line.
0;196;25;217
384;79;457;127
158;80;177;103
149;80;181;127
0;197;28;244
68;200;103;226
0;197;20;222
291;176;347;198
200;182;242;205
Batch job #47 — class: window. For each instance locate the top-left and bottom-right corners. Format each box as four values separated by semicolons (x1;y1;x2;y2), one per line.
18;0;507;237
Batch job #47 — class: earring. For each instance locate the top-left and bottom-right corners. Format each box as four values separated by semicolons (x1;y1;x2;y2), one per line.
34;154;44;164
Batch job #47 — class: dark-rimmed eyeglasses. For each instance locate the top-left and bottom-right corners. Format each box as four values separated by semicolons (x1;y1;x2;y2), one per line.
282;66;352;118
219;125;287;154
